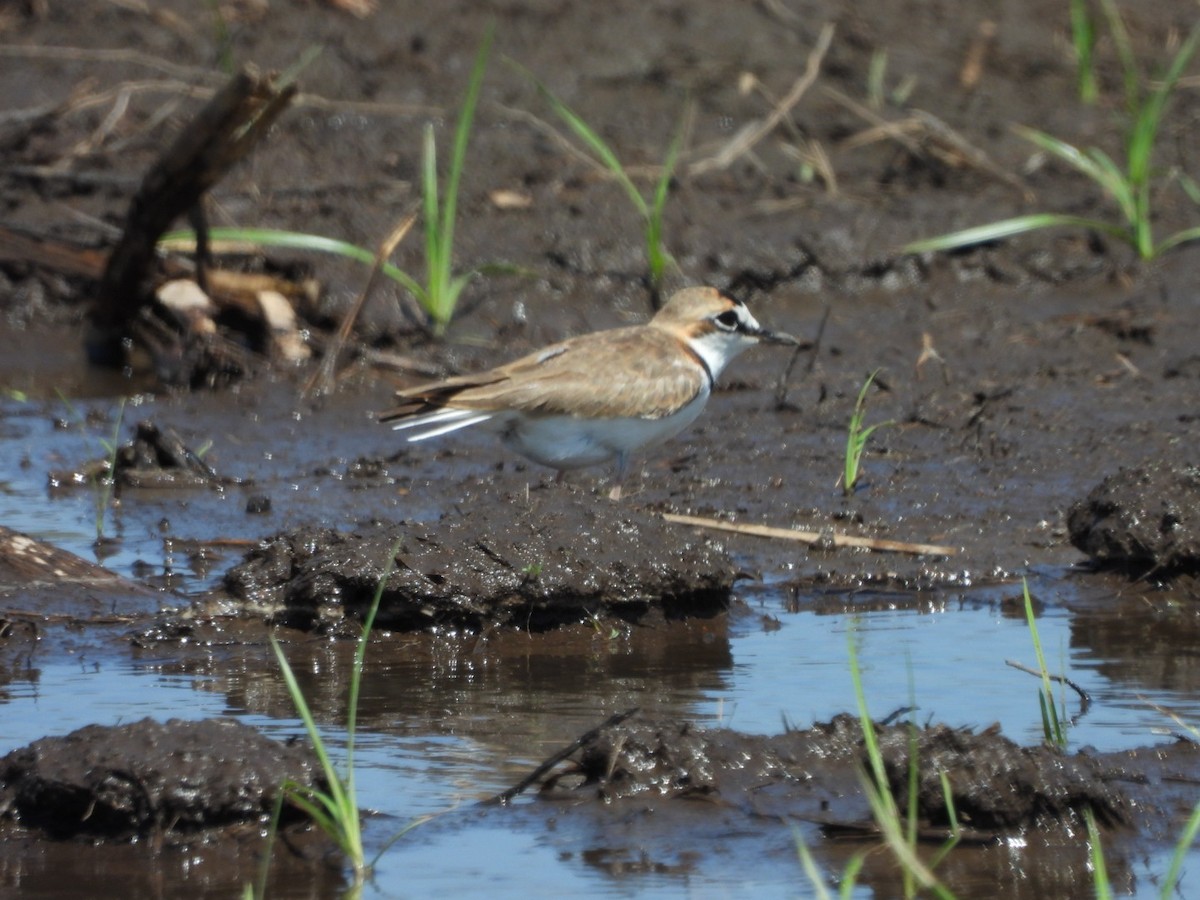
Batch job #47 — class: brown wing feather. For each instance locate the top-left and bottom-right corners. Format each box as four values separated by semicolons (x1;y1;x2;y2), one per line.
380;326;706;422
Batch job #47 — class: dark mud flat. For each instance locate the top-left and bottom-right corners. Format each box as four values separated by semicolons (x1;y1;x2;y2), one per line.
220;489;734;632
3;0;1200;897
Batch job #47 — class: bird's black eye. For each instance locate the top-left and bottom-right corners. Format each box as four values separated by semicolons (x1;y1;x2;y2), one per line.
715;310;740;330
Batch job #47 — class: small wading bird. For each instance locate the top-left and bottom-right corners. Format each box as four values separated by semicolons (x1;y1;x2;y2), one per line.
379;286;797;499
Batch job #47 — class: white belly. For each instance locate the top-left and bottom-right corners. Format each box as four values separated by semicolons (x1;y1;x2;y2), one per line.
495;392;710;471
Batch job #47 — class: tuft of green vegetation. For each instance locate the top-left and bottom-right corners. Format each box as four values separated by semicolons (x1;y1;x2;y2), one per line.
517;63;683;296
159;29;493;336
418;26;493;333
55;393;128;544
1022;579;1068;749
842;370;893;496
269;544;396;887
906;10;1200;261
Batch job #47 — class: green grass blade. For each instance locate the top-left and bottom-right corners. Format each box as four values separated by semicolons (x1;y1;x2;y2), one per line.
271;639;340;783
839;854;866;899
422;123;442;313
905;213;1126;254
793;828;834;900
432;25;492;329
646;121;683;285
1160;800;1200;899
1152;225;1200;256
1014;126;1112;185
1086;808;1114;900
1023;579;1066;749
1069;0;1097;104
159;227;426;300
522;68;648;218
1126;22;1200;190
1084;146;1138;223
1096;0;1139;115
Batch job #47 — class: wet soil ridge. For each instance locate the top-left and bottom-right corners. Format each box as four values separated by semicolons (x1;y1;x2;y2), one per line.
223;492;734;632
1068;462;1200;577
554;715;1153;836
0;718;319;841
875;724;1124;831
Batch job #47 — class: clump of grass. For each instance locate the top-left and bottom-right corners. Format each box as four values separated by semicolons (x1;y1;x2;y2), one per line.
906;11;1200;261
417;26;492;333
842;370;893;496
516;63;683;297
269;543;397;886
159;29;492;336
1022;578;1068;749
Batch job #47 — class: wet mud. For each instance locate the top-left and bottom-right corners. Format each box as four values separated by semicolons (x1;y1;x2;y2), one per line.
3;0;1200;896
0;717;318;840
222;489;733;632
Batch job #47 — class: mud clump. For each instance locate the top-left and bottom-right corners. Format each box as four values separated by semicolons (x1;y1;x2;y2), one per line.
876;724;1125;830
223;490;734;632
556;715;1129;835
1068;463;1200;576
0;718;319;841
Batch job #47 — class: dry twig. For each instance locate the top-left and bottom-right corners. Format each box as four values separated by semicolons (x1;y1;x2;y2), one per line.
663;513;957;557
688;23;834;177
302;211;418;398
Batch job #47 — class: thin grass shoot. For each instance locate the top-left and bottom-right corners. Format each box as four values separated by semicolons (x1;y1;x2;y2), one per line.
843;370;893;496
269;540;399;885
518;63;684;293
1022;578;1067;749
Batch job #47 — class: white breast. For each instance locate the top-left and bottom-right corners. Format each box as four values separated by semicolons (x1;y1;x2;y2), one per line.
496;388;711;470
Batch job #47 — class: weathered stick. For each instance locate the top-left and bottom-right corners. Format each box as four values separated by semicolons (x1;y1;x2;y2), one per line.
663;512;957;557
90;64;295;362
483;707;640;806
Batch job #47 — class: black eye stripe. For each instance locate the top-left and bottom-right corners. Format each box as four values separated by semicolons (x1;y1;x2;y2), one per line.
715;310;740;329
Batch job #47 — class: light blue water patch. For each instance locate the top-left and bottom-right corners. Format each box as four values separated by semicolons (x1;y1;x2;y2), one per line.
699;599;1200;753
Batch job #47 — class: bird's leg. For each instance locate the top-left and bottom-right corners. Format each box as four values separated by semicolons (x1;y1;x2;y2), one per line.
608;452;628;501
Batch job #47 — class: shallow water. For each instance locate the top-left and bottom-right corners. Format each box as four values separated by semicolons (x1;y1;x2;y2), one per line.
3;388;1200;898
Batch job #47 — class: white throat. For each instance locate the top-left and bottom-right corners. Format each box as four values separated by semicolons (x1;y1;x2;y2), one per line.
686;326;759;382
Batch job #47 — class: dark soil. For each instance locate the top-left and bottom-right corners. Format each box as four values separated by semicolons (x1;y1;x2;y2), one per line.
3;0;1200;895
222;488;733;631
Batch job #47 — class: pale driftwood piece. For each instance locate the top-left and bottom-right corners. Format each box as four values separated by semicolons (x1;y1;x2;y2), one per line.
0;525;131;588
91;64;296;362
662;512;958;557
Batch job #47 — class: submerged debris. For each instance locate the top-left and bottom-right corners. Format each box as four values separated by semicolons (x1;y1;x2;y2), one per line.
544;714;1148;835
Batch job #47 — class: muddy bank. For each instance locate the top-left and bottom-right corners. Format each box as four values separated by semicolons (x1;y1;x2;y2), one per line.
3;0;1200;895
221;486;735;632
